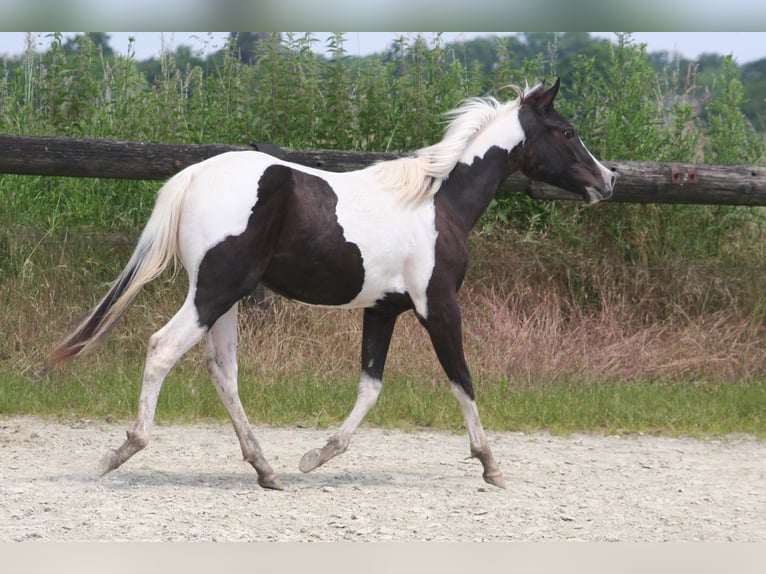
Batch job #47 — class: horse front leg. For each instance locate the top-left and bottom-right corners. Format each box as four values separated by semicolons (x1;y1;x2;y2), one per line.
299;306;400;473
448;381;506;488
419;298;506;489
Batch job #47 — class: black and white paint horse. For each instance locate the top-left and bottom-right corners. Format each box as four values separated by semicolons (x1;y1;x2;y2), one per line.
50;79;615;490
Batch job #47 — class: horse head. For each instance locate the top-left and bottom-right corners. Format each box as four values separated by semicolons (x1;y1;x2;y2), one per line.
516;78;615;204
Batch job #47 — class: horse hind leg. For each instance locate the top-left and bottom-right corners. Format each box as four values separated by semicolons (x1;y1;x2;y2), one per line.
205;303;282;490
100;296;206;475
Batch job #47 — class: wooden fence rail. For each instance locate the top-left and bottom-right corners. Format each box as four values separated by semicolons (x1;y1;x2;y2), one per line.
2;134;766;206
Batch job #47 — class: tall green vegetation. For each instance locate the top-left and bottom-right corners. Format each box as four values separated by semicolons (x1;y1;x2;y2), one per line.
1;32;763;231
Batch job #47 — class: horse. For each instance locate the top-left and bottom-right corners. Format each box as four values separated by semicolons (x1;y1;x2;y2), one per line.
49;78;615;490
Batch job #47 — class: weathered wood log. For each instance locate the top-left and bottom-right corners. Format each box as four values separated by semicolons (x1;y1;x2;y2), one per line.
604;162;766;206
2;134;766;206
0;134;273;180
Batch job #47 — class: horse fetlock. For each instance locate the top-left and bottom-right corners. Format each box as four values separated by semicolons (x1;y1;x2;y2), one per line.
98;430;149;475
469;444;491;461
469;446;505;488
126;429;150;450
326;435;349;455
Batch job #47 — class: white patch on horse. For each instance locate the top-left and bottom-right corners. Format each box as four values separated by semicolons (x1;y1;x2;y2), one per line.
331;174;437;317
578;137;615;204
449;381;487;450
339;372;383;437
460;106;525;163
177;152;266;281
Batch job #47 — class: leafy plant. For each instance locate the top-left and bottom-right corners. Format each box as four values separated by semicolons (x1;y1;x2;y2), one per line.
704;55;764;165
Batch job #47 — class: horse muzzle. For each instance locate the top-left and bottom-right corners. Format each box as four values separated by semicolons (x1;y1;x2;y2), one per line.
584;184;613;204
584;169;616;204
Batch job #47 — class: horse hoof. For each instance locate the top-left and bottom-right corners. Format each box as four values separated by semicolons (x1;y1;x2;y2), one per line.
483;471;507;490
258;474;285;491
299;448;323;473
99;450;121;476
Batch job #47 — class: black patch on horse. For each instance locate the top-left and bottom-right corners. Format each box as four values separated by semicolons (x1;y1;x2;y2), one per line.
437;145;514;235
195;164;365;328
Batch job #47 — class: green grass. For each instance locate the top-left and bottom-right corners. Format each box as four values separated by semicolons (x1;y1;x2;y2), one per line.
3;364;765;438
475;379;766;437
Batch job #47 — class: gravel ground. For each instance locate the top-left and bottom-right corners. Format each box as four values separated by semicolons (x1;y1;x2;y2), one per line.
1;415;765;542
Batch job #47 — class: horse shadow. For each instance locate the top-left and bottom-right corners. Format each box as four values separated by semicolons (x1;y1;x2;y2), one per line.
52;466;459;491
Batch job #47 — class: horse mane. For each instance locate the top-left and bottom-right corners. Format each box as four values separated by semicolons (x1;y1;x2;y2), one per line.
367;84;538;205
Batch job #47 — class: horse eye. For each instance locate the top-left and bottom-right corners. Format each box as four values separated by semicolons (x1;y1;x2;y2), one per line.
563;128;575;139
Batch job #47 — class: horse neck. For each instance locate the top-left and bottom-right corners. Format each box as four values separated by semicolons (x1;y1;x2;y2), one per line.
438;144;518;233
435;107;525;233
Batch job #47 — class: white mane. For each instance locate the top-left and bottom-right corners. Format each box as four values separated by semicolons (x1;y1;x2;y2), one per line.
366;86;531;204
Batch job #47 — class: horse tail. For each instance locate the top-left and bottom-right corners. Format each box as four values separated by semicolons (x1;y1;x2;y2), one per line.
49;168;194;365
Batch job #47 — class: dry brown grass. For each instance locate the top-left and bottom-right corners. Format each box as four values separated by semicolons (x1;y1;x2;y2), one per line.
4;232;766;388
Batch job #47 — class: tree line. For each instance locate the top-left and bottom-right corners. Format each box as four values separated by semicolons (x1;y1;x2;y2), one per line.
5;32;762;131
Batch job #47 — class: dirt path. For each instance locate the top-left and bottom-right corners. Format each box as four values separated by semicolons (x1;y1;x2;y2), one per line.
1;415;764;541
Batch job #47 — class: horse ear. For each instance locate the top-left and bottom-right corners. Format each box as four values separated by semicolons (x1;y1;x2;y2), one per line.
539;77;560;111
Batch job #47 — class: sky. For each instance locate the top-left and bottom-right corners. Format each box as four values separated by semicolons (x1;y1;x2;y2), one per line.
1;32;766;65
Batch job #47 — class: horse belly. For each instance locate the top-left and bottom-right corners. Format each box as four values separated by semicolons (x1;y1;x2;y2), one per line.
261;247;366;306
262;246;418;311
261;214;434;312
